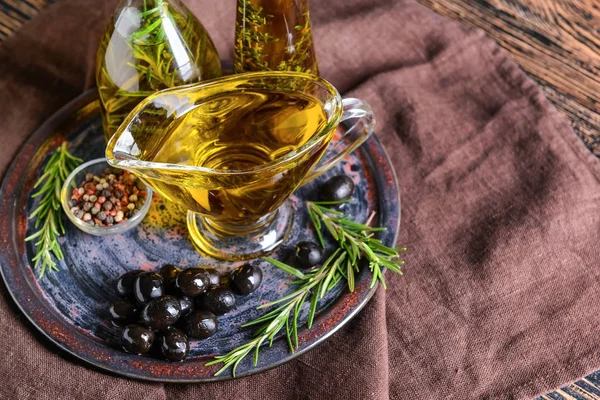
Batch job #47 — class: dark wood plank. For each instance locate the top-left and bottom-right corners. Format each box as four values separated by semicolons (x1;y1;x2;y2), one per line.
0;0;51;40
417;0;600;156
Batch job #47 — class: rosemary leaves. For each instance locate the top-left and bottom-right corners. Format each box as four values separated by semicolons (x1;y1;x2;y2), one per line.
96;0;222;142
25;142;81;279
207;200;405;376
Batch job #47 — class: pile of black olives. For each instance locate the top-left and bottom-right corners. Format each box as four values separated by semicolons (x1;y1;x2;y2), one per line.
109;174;355;362
110;263;263;361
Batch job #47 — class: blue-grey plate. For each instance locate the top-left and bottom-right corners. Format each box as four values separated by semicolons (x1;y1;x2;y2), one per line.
0;90;400;382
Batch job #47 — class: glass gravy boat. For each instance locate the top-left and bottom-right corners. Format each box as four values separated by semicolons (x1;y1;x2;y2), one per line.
106;72;374;260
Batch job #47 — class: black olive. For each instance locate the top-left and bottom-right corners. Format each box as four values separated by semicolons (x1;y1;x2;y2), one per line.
198;287;236;315
179;296;195;317
159;327;189;362
321;175;355;202
109;300;138;322
133;272;164;305
121;324;155;354
140;295;181;330
160;264;180;281
116;270;144;298
199;267;221;287
160;264;180;294
230;264;263;295
183;310;218;339
295;241;323;269
175;268;209;297
111;319;128;328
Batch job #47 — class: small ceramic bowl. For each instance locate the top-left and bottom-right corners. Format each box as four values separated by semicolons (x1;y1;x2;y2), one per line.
61;158;153;236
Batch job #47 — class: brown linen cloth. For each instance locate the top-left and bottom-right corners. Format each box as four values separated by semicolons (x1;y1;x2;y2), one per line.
1;0;600;398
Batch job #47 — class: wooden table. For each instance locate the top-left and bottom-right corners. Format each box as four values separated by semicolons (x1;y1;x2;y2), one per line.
418;0;600;159
1;0;599;398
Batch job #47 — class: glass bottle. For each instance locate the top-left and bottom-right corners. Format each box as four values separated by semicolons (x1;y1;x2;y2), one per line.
233;0;318;75
96;0;222;142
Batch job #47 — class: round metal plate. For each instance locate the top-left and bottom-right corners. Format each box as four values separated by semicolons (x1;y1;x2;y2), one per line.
0;90;400;382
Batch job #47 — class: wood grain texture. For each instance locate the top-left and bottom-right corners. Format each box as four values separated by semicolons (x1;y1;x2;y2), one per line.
417;0;600;156
2;0;600;398
0;0;52;41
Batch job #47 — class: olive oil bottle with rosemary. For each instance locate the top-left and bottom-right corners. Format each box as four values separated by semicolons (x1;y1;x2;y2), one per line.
234;0;319;75
96;0;223;142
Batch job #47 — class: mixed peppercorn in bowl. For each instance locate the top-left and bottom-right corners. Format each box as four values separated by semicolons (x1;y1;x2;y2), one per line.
61;158;153;236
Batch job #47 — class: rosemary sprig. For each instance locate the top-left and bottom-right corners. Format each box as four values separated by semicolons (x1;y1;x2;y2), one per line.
307;201;405;289
25;142;81;279
206;200;405;376
98;0;222;139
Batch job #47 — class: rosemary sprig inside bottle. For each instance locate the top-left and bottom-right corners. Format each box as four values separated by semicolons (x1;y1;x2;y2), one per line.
96;0;222;141
25;142;81;279
206;200;405;376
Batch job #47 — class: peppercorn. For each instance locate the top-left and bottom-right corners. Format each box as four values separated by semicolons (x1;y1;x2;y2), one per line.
69;169;147;227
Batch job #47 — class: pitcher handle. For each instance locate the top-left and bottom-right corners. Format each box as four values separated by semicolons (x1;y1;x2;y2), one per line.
303;98;376;183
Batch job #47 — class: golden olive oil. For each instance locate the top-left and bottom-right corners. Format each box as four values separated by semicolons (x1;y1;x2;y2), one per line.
234;0;319;75
109;88;330;232
96;0;222;142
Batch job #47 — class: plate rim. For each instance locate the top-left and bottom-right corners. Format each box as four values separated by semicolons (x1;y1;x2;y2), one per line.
0;89;401;382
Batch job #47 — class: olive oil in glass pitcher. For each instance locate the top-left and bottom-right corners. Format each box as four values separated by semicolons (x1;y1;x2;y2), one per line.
96;0;223;142
106;72;376;260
